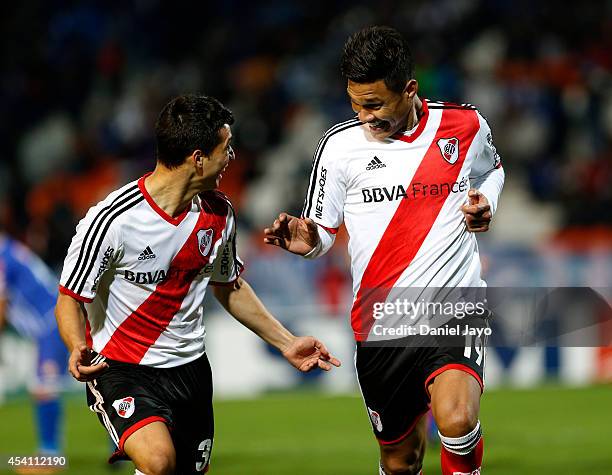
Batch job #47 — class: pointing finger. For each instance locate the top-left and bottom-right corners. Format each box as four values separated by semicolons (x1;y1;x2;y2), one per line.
461;204;490;216
317;359;332;371
327;356;341;367
460;204;478;214
468;190;480;205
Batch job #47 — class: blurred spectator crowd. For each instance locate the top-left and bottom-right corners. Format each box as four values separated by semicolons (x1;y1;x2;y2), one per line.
0;0;611;276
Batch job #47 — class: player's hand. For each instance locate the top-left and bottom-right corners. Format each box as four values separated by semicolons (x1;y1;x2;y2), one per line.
263;213;320;255
461;189;492;233
69;343;108;382
281;336;341;372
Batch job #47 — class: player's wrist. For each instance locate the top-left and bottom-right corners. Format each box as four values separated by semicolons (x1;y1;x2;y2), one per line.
68;341;87;353
302;238;322;259
279;334;297;355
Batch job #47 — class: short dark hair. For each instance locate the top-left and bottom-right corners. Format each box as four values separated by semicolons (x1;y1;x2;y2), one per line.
155;95;234;168
340;26;414;93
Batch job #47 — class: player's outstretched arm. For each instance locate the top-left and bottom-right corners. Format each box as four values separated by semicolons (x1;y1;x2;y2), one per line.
55;293;108;382
263;213;320;256
213;278;340;371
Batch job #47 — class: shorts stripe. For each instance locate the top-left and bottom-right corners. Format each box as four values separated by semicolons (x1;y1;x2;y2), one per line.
88;379;120;445
91;354;106;366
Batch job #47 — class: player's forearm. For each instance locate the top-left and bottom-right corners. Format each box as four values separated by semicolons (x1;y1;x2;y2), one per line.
471;166;505;215
213;278;295;351
55;293;88;351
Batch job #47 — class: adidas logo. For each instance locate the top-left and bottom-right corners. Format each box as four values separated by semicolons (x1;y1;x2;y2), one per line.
138;246;156;260
366;156;386;170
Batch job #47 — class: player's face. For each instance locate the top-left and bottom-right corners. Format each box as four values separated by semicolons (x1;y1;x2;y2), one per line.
208;124;235;187
347;79;416;140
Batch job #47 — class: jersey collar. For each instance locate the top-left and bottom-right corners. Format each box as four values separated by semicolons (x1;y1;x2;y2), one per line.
392;99;429;144
138;173;190;226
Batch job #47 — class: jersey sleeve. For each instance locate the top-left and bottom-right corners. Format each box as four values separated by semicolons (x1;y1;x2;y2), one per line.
59;203;122;302
470;112;505;214
301;134;346;232
470;112;502;177
210;205;244;285
303;225;336;259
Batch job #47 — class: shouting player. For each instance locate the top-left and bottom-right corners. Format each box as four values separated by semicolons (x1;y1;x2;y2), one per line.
55;95;340;475
265;26;504;474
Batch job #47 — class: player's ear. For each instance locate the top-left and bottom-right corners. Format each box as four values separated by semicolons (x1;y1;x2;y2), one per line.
404;79;418;99
192;150;205;169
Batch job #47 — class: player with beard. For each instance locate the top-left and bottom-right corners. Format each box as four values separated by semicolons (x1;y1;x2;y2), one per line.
265;26;504;474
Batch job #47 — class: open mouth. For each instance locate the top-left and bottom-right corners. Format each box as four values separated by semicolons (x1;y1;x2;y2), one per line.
369;121;388;132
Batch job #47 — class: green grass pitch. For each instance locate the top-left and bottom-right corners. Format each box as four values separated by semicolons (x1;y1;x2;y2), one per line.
1;385;611;474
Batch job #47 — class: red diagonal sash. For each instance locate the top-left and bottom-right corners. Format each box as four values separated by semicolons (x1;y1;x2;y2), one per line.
351;108;479;340
102;206;227;363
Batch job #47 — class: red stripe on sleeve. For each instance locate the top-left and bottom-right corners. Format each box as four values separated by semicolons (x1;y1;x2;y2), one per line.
350;108;480;340
101;202;228;363
58;285;93;303
316;223;339;234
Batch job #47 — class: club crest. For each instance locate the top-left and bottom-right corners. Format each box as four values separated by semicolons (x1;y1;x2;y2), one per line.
437;137;460;164
112;396;135;418
197;228;214;257
368;407;383;432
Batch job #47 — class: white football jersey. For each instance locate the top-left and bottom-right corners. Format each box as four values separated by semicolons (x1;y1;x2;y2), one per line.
59;174;243;367
302;100;504;340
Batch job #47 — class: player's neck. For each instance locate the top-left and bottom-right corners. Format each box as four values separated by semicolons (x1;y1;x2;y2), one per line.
405;95;423;131
144;166;200;218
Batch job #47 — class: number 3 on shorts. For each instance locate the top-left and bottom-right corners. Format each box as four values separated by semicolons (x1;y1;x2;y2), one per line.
196;438;212;472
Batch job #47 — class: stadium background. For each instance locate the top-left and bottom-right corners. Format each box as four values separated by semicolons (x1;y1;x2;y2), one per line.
0;0;611;473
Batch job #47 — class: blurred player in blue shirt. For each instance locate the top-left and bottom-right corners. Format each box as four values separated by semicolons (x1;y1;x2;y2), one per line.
0;232;67;454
